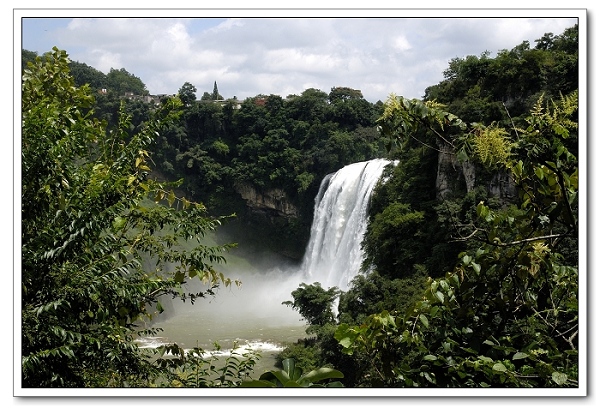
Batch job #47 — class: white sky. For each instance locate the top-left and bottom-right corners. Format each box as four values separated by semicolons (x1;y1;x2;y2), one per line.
18;10;580;102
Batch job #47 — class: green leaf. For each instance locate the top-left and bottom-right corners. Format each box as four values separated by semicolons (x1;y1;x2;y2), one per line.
174;271;185;284
492;362;507;373
512;352;529;360
551;371;568;385
456;147;469;163
301;367;344;385
419;314;429;328
479;355;493;363
240;380;276;388
337;336;354;349
423;355;438;361
282;358;302;381
535;166;545;180
112;216;126;231
476;202;488;218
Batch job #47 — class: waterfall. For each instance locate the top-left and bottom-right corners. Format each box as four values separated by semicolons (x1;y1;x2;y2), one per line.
299;159;393;291
139;158;394;354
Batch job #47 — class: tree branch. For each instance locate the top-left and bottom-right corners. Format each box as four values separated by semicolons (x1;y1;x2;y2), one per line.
409;133;452;154
502;101;520;141
492;233;569;246
451;229;571;247
449;228;482;243
427;124;456;149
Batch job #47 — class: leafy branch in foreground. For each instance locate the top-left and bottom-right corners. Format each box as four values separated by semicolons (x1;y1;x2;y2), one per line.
152;342;260;387
241;358;344;388
21;47;240;387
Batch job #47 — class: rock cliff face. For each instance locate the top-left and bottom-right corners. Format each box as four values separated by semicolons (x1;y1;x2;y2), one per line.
234;182;300;220
435;142;476;199
487;170;517;201
435;142;516;201
232;182;306;260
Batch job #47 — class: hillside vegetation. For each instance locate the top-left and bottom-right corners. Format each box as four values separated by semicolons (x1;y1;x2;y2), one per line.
20;23;580;388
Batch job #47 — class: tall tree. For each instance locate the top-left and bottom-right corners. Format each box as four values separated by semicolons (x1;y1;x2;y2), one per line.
328;86;364;103
211;81;223;100
69;60;108;90
106;67;148;96
178;81;197;107
21;49;38;72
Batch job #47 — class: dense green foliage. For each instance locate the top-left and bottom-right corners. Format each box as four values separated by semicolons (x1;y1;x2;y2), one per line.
22;50;148;97
22;48;386;258
424;25;578;126
21;47;248;387
283;282;340;327
151;342;260;387
338;23;579;324
151;85;384;257
20;23;580;389
335;91;579;387
333;26;579;387
278;282;364;387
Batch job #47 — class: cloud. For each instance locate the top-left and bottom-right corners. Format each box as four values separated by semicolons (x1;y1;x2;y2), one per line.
263;49;343;74
206;18;244;34
392;35;412;52
23;16;578;102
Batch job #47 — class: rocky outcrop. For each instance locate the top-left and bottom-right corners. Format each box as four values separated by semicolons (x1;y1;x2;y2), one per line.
435;142;516;201
232;182;307;260
436;142;476;199
488;170;517;202
234;182;300;221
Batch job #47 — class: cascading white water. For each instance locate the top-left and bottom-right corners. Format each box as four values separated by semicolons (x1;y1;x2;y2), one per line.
299;158;393;291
